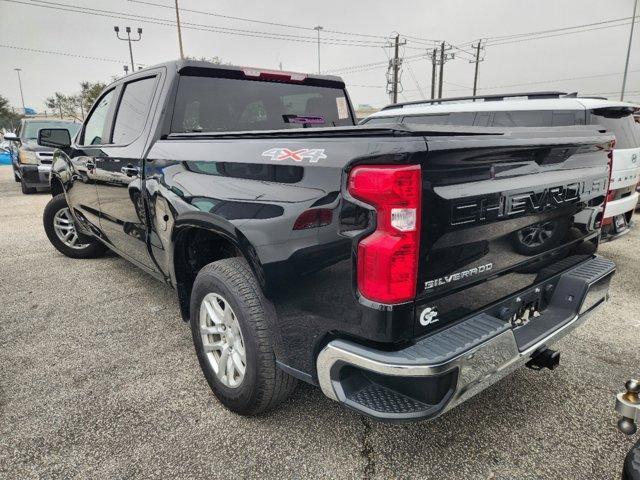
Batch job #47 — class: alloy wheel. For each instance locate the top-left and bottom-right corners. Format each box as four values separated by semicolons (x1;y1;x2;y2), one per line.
199;292;247;388
53;207;89;249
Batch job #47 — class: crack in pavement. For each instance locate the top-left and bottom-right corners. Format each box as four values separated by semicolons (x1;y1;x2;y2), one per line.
360;416;375;479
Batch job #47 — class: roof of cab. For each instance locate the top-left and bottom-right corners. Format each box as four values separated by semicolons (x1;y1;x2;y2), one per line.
368;96;640;119
127;59;344;85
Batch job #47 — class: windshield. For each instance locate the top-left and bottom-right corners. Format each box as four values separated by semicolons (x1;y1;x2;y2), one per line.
171;76;354;133
22;121;81;140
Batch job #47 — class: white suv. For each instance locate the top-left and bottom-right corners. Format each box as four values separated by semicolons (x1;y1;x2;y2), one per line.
362;92;640;239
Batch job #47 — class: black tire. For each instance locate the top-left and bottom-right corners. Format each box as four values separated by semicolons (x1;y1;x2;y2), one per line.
13;170;20;182
623;439;640;480
43;194;108;259
21;179;36;194
190;257;297;415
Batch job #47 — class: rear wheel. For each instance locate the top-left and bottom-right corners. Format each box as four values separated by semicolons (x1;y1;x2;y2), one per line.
190;257;297;415
43;194;108;259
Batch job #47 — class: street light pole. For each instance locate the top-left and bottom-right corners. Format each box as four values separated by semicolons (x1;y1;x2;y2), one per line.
174;0;185;59
314;25;323;74
621;0;638;101
114;26;143;72
14;68;25;114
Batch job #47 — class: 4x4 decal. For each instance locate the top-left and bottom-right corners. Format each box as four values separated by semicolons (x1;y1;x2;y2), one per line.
261;148;327;163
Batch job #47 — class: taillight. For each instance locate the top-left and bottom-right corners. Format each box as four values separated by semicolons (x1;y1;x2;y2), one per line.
293;208;332;230
348;164;421;304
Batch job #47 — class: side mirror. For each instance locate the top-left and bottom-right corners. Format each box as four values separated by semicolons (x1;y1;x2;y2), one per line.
3;132;20;143
38;128;71;149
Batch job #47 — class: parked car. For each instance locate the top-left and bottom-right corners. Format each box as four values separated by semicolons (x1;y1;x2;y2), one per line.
39;60;615;421
362;92;640;240
5;118;81;194
0;145;14;165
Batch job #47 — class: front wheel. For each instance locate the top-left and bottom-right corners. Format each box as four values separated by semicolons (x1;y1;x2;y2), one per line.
43;194;108;259
190;257;297;415
21;179;36;194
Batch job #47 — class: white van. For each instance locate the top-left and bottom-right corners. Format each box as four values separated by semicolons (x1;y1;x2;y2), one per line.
362;92;640;238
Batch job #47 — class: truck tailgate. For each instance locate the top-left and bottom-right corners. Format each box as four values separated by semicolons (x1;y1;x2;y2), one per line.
415;127;612;336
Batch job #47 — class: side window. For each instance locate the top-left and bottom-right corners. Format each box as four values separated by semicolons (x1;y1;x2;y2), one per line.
81;89;115;146
402;114;450;125
112;77;157;145
361;116;399;125
491;111;552;127
552;110;581;126
448;112;476;125
474;112;491;126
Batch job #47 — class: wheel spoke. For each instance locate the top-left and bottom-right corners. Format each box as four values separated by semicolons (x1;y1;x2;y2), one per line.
223;305;234;325
204;300;223;325
231;350;245;375
225;354;235;383
217;347;230;379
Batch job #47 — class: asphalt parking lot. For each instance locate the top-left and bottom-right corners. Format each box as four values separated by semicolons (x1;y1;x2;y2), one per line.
0;165;638;479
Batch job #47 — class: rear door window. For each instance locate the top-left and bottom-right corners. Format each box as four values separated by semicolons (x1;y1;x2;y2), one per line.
112;76;157;145
589;108;640;149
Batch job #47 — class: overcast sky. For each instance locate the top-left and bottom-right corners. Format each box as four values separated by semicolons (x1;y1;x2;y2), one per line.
0;0;638;113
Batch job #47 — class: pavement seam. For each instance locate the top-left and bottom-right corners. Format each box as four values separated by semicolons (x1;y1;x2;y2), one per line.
360;416;375;479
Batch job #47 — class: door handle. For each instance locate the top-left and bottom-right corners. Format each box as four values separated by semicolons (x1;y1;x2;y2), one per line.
121;165;139;177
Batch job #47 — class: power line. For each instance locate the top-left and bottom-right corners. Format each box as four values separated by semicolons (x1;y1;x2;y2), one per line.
473;68;640;92
486;20;640;47
3;0;388;48
458;15;639;46
0;43;125;63
405;61;425;99
127;0;390;40
456;18;640;49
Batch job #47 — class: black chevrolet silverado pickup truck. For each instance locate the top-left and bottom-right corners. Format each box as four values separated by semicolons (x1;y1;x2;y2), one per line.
38;60;616;422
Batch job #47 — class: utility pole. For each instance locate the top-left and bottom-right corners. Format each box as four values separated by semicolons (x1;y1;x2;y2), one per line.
437;42;454;99
388;34;407;104
429;49;437;99
621;0;638;100
114;26;142;71
174;0;185;59
314;26;323;73
14;68;25;114
470;40;485;99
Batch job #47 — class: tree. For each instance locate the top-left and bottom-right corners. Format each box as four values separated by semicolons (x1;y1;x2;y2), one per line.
44;81;106;121
186;55;228;65
45;92;73;120
0;95;22;130
79;81;106;114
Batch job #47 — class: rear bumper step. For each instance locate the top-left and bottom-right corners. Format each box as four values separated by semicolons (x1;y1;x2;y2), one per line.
316;255;615;422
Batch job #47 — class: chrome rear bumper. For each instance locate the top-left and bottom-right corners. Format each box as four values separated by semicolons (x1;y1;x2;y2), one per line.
317;256;615;422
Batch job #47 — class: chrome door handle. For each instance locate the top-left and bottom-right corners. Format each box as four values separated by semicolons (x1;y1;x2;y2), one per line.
121;165;139;177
